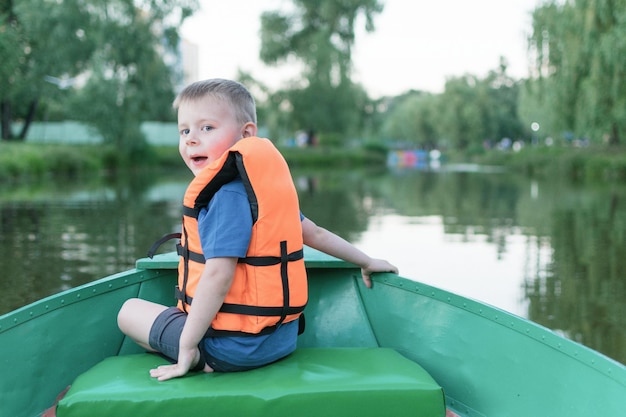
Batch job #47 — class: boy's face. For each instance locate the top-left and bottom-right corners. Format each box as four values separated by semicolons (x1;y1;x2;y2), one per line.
177;95;256;176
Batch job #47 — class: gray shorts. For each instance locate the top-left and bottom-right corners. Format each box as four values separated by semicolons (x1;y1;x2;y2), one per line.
148;307;256;373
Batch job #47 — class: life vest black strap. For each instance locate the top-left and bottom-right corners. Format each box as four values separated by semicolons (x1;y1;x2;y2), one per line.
298;313;305;335
238;248;303;266
147;233;182;258
176;243;205;264
234;153;259;223
174;245;303;269
220;302;305;317
277;240;290;326
176;286;191;305
174;286;305;317
176;285;306;337
183;205;200;219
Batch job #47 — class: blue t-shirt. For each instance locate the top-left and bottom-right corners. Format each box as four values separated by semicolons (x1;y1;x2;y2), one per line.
197;178;299;367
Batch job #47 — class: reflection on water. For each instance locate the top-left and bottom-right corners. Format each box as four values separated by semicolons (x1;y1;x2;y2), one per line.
352;213;543;318
0;167;624;364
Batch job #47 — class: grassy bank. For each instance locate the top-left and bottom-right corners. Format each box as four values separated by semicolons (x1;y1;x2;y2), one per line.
0;143;103;182
0;142;388;182
467;145;626;183
5;141;624;184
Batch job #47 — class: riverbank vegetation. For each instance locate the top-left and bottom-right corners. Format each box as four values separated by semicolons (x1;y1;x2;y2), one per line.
0;142;390;183
0;143;101;181
473;146;626;183
2;1;626;184
3;140;626;186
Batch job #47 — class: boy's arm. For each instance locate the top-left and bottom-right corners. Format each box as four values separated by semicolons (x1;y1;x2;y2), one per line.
150;257;237;381
301;216;398;288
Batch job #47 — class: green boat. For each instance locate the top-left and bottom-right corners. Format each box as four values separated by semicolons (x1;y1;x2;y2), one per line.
2;248;625;417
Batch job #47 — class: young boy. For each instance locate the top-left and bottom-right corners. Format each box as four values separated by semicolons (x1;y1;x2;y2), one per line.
117;79;398;381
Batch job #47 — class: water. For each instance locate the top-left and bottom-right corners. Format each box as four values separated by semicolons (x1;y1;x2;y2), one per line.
1;165;624;364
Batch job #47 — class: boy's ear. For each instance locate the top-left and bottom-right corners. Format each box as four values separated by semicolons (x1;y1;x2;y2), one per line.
241;122;258;138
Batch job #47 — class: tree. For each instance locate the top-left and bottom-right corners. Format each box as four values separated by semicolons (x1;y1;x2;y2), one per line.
436;63;524;152
259;0;382;142
0;0;197;152
528;0;626;144
484;59;525;143
381;91;441;149
0;6;23;139
380;60;524;152
1;0;97;140
438;75;485;151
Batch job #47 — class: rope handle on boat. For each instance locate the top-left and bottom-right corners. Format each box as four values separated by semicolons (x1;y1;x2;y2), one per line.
147;233;182;258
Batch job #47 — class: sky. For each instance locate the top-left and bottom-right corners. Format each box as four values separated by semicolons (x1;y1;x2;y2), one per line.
181;0;542;97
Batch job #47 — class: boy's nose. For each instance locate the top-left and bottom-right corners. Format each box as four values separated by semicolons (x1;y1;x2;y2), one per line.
186;133;199;145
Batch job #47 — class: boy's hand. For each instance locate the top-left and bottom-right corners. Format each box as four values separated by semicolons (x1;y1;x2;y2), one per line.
150;347;199;381
361;259;398;288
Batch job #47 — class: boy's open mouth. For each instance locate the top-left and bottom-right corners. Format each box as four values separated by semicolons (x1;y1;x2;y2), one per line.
191;156;208;163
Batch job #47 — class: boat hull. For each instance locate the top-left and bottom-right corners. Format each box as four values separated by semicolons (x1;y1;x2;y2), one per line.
1;249;624;417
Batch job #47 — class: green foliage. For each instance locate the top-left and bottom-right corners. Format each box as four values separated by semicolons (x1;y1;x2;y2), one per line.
361;141;388;155
253;0;626;155
527;0;626;144
286;80;370;139
380;60;524;152
476;145;626;183
46;145;102;177
0;142;386;181
0;143;101;181
279;145;386;168
381;91;440;148
0;15;23;100
261;0;382;73
150;145;186;169
259;0;383;141
0;0;197;160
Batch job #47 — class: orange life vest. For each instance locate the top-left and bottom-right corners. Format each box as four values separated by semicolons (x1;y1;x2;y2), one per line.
176;137;308;336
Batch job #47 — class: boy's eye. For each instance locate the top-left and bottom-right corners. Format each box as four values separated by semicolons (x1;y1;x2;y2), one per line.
180;128;190;135
201;125;213;132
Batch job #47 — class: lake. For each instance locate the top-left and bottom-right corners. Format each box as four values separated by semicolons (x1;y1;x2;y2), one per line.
1;164;624;364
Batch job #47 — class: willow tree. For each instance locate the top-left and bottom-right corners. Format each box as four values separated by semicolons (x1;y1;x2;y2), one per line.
259;0;382;142
527;0;626;144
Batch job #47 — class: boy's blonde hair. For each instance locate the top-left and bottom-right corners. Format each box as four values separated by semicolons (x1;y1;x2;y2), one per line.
173;79;257;125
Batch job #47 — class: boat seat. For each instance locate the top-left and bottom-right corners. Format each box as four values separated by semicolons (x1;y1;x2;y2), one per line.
56;347;445;417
